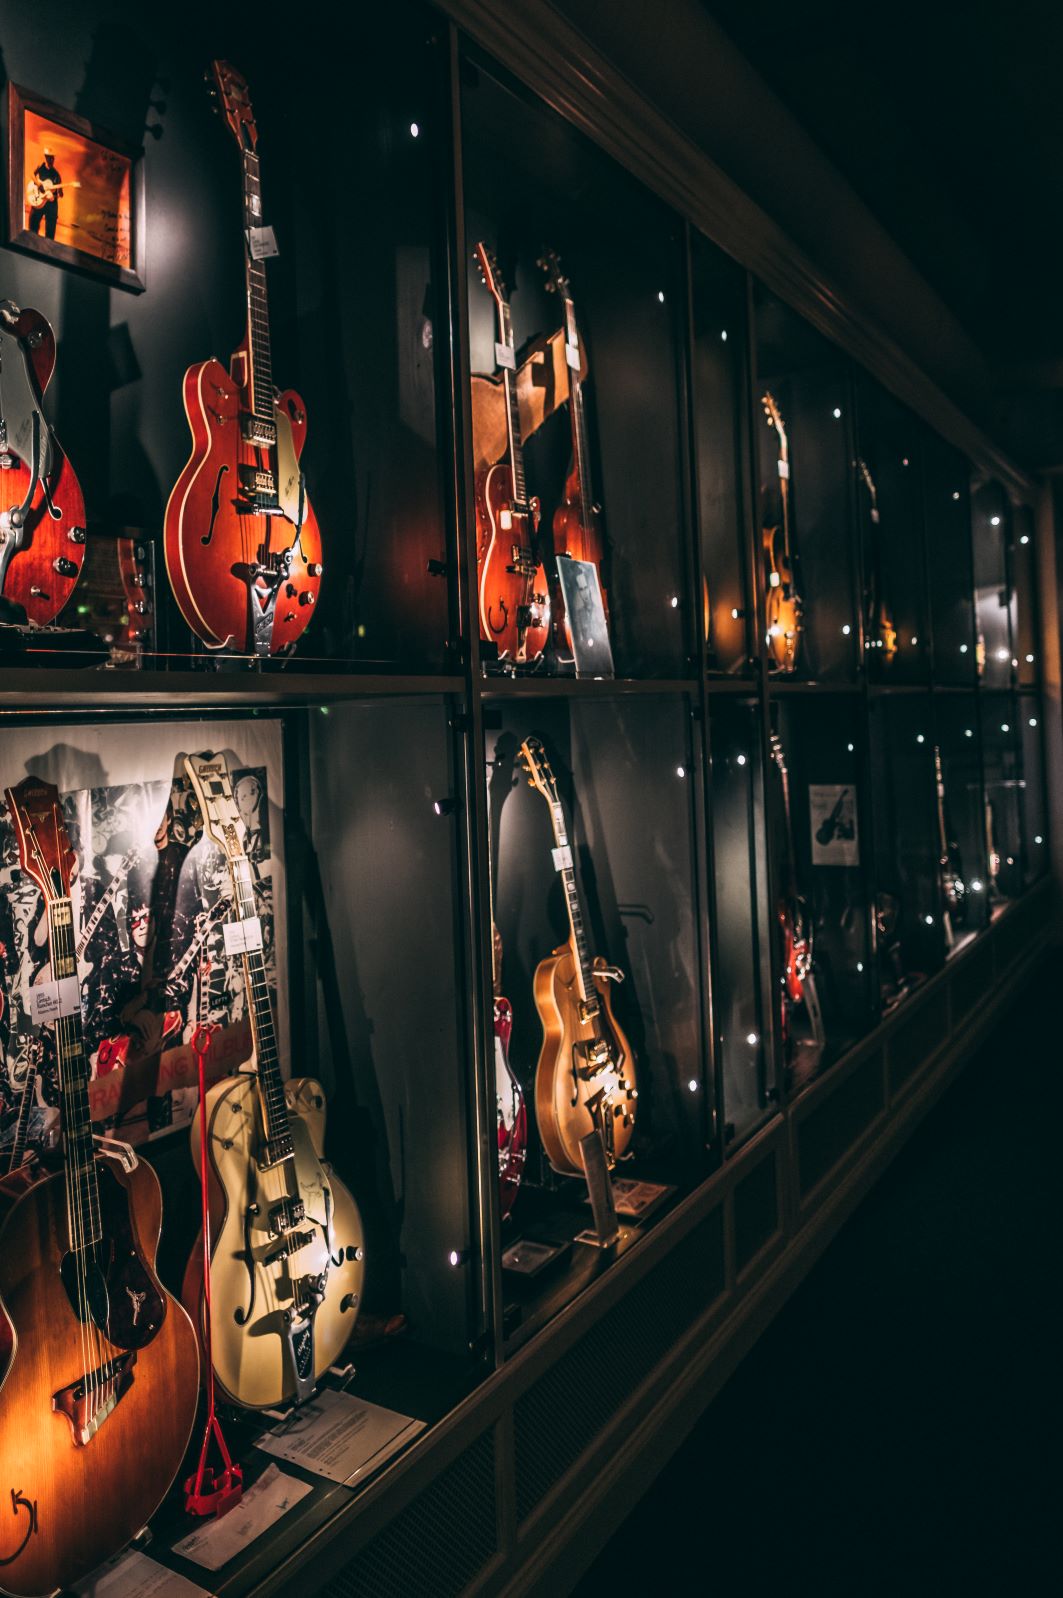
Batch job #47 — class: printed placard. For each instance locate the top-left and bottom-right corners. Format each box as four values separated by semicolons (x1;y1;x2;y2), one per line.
30;975;81;1022
173;1463;311;1572
248;224;278;259
551;844;574;872
494;341;516;371
223;916;263;956
73;1549;212;1597
565;340;581;370
258;1389;424;1486
778;459;790;480
810;784;859;866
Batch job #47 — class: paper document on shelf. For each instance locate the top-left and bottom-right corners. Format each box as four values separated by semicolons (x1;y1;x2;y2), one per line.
172;1463;312;1571
257;1388;425;1485
73;1549;213;1597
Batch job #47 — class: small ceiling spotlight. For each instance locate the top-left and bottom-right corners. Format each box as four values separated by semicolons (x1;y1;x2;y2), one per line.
433;797;457;817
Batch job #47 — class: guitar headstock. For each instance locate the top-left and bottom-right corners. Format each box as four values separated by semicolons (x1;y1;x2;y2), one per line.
208;59;258;153
4;777;77;905
182;751;245;864
856;456;878;508
762;391;788;454
768;730;787;775
537;247;571;298
474;242;508;309
518;736;561;807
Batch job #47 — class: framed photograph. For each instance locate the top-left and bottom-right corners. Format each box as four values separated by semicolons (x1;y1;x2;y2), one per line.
5;82;145;291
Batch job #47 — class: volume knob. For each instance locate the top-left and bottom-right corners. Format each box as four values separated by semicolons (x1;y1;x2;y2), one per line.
53;556;78;577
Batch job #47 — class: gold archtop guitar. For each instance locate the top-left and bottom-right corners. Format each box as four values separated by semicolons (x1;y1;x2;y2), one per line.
179;750;364;1409
519;737;636;1175
761;393;802;673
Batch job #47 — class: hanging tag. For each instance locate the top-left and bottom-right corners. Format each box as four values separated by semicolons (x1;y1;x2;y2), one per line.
565;340;581;371
248;225;279;260
494;341;516;371
31;975;81;1022
777;459;790;480
551;844;573;872
870;508;880;524
223;916;264;955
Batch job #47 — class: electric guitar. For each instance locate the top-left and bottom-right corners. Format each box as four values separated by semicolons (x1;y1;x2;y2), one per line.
179;750;364;1409
0;302;87;625
75;845;142;980
856;457;898;664
0;777;198;1598
769;733;824;1057
163;62;323;658
25;179;81;209
933;745;966;951
486;756;526;1220
473;244;550;665
538;249;608;654
519;737;636;1175
761;393;802;673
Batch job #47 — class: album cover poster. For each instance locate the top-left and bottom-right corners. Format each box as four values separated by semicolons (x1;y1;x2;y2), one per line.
0;720;286;1155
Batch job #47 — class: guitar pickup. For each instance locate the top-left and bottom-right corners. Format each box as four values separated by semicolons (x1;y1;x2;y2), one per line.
241;414;277;448
268;1196;307;1237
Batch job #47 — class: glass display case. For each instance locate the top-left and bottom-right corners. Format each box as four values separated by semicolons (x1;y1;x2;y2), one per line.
752;288;859;682
932;693;990;951
854;377;932;684
707;696;773;1144
1013;504;1040;690
868;692;941;1008
691;229;753;676
767;695;872;1089
971;479;1017;692
1019;700;1049;886
979;693;1024;912
924;437;978;686
461;56;691;680
483;692;710;1344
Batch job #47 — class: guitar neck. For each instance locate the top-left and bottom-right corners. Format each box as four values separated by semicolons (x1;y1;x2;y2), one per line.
240;148;274;424
227;854;290;1152
562;294;595;533
47;897;102;1246
76;856;131;959
7;1054;38;1173
548;800;600;1016
497;299;527;504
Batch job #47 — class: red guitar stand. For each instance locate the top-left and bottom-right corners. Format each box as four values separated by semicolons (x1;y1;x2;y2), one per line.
184;1015;243;1518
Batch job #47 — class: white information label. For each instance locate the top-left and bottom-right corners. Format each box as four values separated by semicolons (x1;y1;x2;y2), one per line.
551;844;574;872
809;783;860;867
173;1464;311;1572
73;1548;212;1598
222;916;263;956
258;1389;425;1486
777;459;790;480
248;224;279;260
494;341;516;371
30;975;81;1023
565;340;581;370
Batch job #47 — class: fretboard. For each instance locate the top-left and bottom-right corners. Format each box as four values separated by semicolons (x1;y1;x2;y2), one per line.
241;150;274;422
498;301;527;505
550;801;599;1017
48;898;101;1246
563;295;595;535
228;855;290;1152
7;1053;37;1173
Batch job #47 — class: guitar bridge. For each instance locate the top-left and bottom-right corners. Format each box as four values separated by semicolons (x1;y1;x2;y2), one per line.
53;1351;136;1447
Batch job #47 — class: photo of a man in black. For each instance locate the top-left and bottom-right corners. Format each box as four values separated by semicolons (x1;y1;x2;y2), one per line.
28;146;63;239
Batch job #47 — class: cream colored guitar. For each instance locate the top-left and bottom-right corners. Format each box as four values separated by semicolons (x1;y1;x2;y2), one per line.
180;749;364;1409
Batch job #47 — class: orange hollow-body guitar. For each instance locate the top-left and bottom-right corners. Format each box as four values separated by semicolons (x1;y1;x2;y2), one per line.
163;62;322;658
519;738;637;1175
0;777;198;1598
0;305;86;626
473;244;549;665
761;393;802;673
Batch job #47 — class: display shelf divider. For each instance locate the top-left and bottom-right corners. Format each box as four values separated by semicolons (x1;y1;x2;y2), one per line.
0;668;467;710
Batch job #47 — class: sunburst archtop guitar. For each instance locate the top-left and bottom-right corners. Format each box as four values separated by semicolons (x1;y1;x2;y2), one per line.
761;392;802;673
519;737;636;1176
179;750;364;1409
163;62;323;658
0;777;198;1598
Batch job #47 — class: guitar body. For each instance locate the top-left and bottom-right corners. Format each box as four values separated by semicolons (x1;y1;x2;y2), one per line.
475;462;548;663
494;997;527;1221
552;466;605;575
763;526;801;672
533;946;635;1176
163;356;322;656
183;1072;364;1410
0;309;86;625
0;1159;198;1597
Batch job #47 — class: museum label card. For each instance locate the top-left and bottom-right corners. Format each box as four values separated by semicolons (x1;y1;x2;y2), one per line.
30;974;81;1022
73;1550;212;1598
257;1389;425;1486
809;783;860;867
172;1464;311;1572
222;915;263;955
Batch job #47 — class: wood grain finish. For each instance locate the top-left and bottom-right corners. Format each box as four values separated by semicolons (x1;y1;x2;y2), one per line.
533;943;636;1176
0;1159;198;1597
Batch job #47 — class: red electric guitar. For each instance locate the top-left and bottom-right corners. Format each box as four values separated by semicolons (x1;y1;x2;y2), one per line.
473;243;549;666
538;249;607;653
163;61;323;658
0;303;86;625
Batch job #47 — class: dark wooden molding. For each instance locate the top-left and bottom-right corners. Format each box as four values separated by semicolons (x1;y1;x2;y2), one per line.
439;0;1036;503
